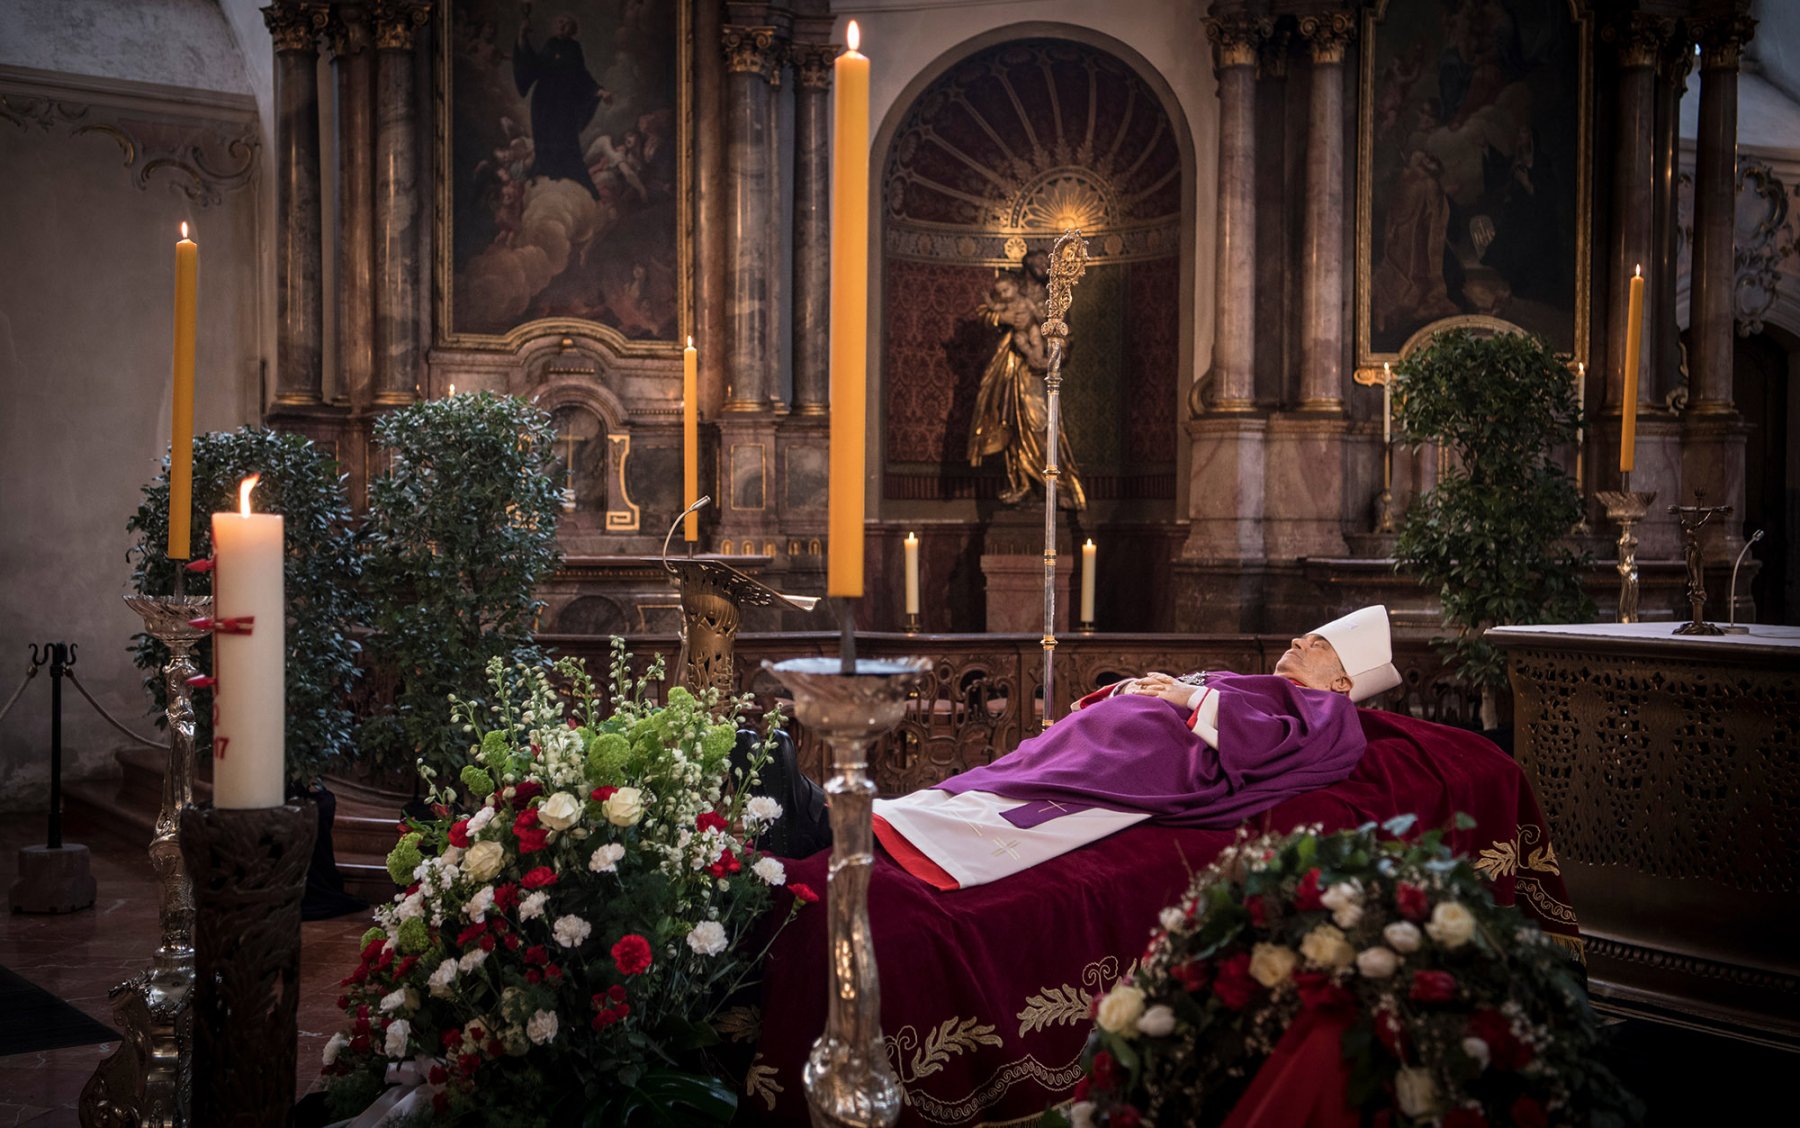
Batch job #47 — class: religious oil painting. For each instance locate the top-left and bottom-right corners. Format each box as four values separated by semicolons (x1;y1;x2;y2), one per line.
439;0;687;348
1356;0;1590;367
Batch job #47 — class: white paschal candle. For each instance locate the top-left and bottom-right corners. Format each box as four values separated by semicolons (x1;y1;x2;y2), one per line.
903;532;920;616
1080;539;1097;624
211;475;285;808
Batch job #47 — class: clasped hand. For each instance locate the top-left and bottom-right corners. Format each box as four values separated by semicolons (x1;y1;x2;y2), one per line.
1125;672;1191;703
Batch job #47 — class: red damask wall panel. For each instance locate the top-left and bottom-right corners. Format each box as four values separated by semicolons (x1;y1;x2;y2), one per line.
882;260;997;469
1125;256;1179;466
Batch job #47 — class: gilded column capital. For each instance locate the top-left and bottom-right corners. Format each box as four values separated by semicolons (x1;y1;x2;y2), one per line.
790;42;836;91
1296;10;1357;66
723;25;782;83
262;2;323;54
323;4;373;59
1605;12;1672;69
371;0;432;51
1205;13;1271;71
1693;13;1756;72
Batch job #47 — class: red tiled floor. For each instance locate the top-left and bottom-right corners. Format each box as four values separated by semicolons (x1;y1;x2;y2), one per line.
1;807;367;1125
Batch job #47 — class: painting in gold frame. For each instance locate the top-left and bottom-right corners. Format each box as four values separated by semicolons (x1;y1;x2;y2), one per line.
1355;0;1590;374
435;0;691;353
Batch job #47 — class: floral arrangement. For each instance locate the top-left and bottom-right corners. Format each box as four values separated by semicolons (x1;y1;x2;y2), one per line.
1050;818;1640;1128
323;644;814;1125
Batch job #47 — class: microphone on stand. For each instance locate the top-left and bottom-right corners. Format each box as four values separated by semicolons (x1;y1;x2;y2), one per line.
661;496;712;577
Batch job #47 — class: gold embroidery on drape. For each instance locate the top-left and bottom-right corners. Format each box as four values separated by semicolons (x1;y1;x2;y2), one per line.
887;1016;1006;1085
745;1052;783;1110
1475;825;1562;880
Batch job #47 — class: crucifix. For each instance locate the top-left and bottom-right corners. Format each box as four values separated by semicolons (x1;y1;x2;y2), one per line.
558;428;581;512
1669;492;1732;636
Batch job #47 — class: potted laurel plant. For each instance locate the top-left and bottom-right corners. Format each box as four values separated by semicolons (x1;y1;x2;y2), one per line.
1391;330;1593;730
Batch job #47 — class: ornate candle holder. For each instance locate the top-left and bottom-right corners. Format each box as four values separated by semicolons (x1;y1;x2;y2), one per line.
1670;494;1732;636
82;593;211;1128
1078;617;1096;634
1595;489;1655;624
903;611;921;634
179;801;315;1128
767;656;930;1128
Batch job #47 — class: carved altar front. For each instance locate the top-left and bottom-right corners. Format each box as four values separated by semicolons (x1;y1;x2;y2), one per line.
1491;623;1800;1048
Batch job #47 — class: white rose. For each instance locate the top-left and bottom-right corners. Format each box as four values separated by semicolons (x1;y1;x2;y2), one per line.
1394;1066;1439;1118
383;1019;411;1059
519;890;549;921
462;839;505;882
588;842;626;873
526;1009;560;1046
458;948;488;973
1462;1036;1491;1071
745;795;782;827
1355;946;1399;979
1300;925;1356;969
1426;901;1476;949
686;920;729;956
538;791;583;831
1383;921;1423;953
428;958;458;997
752;856;786;886
1321;881;1364;929
603;787;645;827
1249;943;1298;988
1070;1101;1097;1128
321;1031;348;1067
463;885;495;922
552;914;592;948
1095;984;1146;1035
1136;1003;1177;1037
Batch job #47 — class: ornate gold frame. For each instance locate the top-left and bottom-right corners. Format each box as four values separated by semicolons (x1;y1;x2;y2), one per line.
1354;0;1591;379
434;0;692;355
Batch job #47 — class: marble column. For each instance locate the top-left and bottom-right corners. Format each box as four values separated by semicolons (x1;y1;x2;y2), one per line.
263;2;325;407
1202;12;1266;410
371;0;430;406
1295;10;1353;411
1252;25;1292;404
1605;15;1662;419
1650;29;1692;406
328;4;375;412
789;41;833;417
1688;13;1756;415
695;0;728;416
721;25;781;413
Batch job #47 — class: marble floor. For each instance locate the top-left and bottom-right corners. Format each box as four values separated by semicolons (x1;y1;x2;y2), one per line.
0;808;366;1126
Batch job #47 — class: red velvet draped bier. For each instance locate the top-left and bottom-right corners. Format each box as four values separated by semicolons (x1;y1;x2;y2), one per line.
745;710;1581;1127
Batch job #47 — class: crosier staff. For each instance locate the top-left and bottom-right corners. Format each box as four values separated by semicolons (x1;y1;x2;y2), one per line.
1038;230;1089;729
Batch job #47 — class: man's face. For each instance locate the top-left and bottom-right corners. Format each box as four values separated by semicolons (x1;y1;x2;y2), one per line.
1273;634;1353;696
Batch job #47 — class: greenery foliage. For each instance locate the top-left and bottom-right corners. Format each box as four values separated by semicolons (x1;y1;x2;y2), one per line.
360;392;563;781
127;427;363;787
1392;330;1593;693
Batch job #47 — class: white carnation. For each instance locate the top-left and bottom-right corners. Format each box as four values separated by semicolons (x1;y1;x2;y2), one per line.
588;843;626;873
686;920;728;956
519;890;549;921
1136;1003;1177;1037
1355;946;1399;978
1159;906;1185;932
394;891;425;922
466;806;496;835
1070;1101;1097;1128
1462;1036;1491;1070
526;1009;560;1046
321;1031;348;1066
457;948;488;973
427;958;458;997
463;885;495;922
383;1018;410;1058
744;795;782;827
1321;880;1364;929
379;987;408;1013
752;856;786;886
1383;921;1423;953
552;914;592;948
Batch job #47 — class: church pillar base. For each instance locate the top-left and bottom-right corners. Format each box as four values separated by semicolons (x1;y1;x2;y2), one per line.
712;413;784;560
1262;414;1348;560
1181;415;1267;560
980;554;1072;635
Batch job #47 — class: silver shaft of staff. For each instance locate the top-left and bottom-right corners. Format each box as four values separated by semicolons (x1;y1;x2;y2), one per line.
1041;339;1063;731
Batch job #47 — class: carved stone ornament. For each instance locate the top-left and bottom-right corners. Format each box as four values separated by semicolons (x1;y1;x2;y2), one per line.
1205;13;1270;70
1659;29;1696;86
1257;24;1294;81
1608;12;1671;69
723;25;782;83
790;41;836;91
0;93;259;208
1732;157;1797;337
1694;13;1757;72
261;1;323;53
325;3;373;59
1297;10;1357;65
371;0;432;51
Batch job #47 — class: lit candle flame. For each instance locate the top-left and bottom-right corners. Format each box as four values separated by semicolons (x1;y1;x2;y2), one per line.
239;474;261;517
687;335;693;348
1084;538;1095;549
448;383;456;396
847;19;860;52
1634;263;1642;278
181;221;189;240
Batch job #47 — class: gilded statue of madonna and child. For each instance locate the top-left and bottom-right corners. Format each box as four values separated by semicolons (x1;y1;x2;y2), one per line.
965;250;1087;510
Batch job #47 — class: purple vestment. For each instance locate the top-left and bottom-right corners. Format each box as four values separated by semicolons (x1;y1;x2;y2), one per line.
936;674;1367;829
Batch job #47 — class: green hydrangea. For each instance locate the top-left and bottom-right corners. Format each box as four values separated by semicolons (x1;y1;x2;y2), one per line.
701;723;738;767
460;763;496;799
386;832;424;884
361;926;387;949
665;686;696;712
480;730;512;773
586;731;630;785
396;916;431;954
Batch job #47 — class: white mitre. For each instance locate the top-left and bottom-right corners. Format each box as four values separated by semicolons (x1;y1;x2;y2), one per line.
1311;605;1402;703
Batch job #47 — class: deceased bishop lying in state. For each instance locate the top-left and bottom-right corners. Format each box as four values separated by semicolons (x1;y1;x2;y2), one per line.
866;605;1404;890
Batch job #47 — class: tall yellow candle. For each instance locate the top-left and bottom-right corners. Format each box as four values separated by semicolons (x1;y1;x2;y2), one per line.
211;476;285;809
1381;362;1392;447
903;532;919;616
827;20;870;597
1620;265;1644;474
169;223;198;560
683;337;699;542
1080;539;1097;625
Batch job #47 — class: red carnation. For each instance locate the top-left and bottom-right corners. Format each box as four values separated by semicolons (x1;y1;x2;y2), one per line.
431;1092;450;1117
510;780;543;809
544;963;563;981
1469;1009;1533;1070
608;984;627;1003
696;810;729;834
526;969;542;984
1073;1077;1090;1103
524;944;549;966
1213;950;1258;1011
1409;970;1458;1003
1294;971;1354;1011
493;882;521;911
1245;893;1269;928
504;932;521;951
393;955;418;979
1442;1109;1487;1128
1112;1108;1143;1128
441;1028;462;1049
1170;960;1212;993
349;1033;370;1053
611;933;654;976
458;1053;480;1077
336;994;350;1010
1510;1096;1548;1128
591;785;618;802
790;883;820;904
448;818;471;848
455;921;486;947
521;865;558;889
514;807;541;830
1294;868;1325;911
515;825;551;853
1372;1008;1409;1058
1394;881;1430;921
478;932;496;952
1089;1050;1117;1091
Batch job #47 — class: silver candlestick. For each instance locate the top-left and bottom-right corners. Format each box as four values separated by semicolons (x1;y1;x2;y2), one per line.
767;656;930;1128
1595;488;1655;624
81;593;210;1128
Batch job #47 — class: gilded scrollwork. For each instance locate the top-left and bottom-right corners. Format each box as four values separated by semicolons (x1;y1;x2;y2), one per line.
1205;13;1272;71
790;42;835;92
371;0;432;51
1297;10;1357;65
1606;12;1671;69
722;25;782;83
1693;12;1757;72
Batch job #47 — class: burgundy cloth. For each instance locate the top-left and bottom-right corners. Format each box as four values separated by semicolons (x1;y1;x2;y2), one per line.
1219;1008;1361;1128
748;710;1582;1127
936;676;1366;830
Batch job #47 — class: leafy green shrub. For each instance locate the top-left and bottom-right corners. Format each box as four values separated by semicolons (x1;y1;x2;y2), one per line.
1393;330;1593;704
127;427;363;787
359;392;562;782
